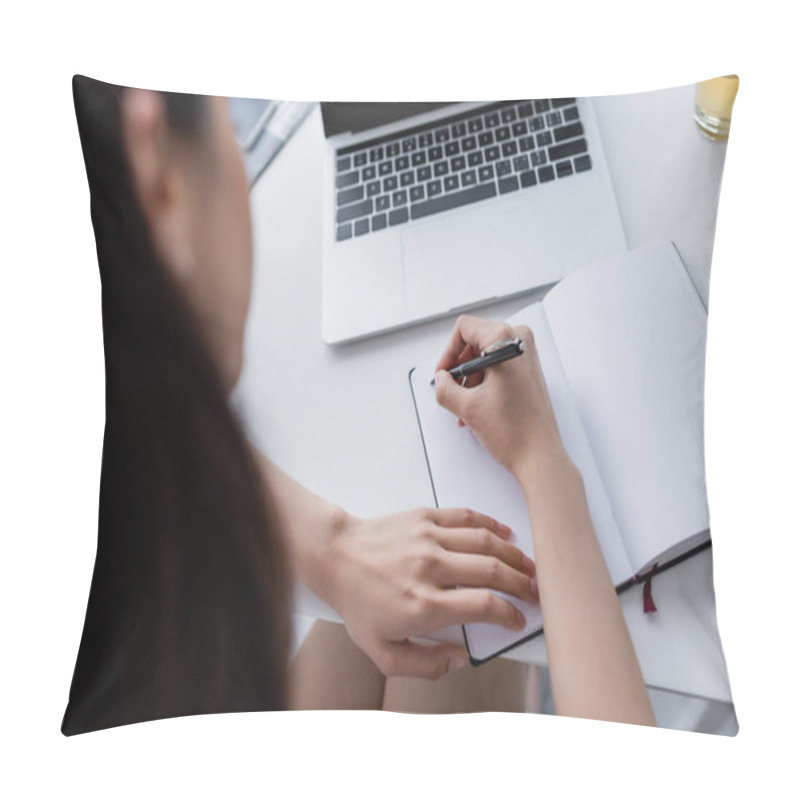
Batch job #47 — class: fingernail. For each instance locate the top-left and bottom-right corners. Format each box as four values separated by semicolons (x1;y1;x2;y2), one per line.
448;654;467;672
496;521;512;537
530;576;539;600
514;607;526;629
522;554;536;574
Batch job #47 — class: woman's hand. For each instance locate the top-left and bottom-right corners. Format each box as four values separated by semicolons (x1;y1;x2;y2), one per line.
434;315;568;480
320;506;538;680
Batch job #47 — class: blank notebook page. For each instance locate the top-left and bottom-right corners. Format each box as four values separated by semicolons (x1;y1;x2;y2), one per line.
542;241;710;572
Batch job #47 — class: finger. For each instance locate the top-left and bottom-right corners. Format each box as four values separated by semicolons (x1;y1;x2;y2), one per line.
511;324;536;352
429;507;512;538
433;526;536;577
435;552;538;603
434;369;474;420
425;588;528;632
434;315;514;372
380;641;470;679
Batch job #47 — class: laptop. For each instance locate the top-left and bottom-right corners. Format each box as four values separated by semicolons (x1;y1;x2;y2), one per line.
320;99;627;345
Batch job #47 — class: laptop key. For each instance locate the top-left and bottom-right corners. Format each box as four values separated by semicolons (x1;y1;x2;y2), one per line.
444;175;459;192
336;223;352;241
468;117;484;132
502;141;518;157
563;106;580;122
556;160;574;178
498;175;519;194
536;131;553;147
362;165;376;180
501;107;517;123
354;218;370;236
370;147;384;162
379;161;393;176
419;132;434;147
337;185;364;206
496;160;512;177
451;155;466;171
530;150;547;167
520;170;537;188
402;138;416;152
513;155;529;172
554;122;584;142
574;154;592;172
479;165;495;182
412;151;426;166
366;180;381;197
393;189;408;206
468;151;484;166
427;179;443;197
451;121;467;137
389;207;409;226
417;165;432;181
495;126;511;142
519;136;535;151
445;141;459;156
383;175;398;192
337;156;351;172
485;146;500;162
410;182;498;220
375;196;390;212
478;131;493;147
336;199;374;224
400;170;415;186
512;121;527;137
435;128;450;143
551;97;577;108
484;111;500;128
461;169;477;186
462;135;477;151
354;152;368;167
538;165;555;183
336;170;359;189
518;101;533;118
428;145;443;161
410;185;425;202
548;138;588;161
434;161;449;177
534;99;550;113
396;155;410;170
530;116;545;131
546;111;563;127
386;142;401;157
371;213;387;231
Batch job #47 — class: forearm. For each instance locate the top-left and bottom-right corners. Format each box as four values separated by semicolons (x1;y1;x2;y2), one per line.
253;453;350;600
517;452;655;726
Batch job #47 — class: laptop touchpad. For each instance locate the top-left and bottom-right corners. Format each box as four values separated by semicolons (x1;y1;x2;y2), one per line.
401;199;547;319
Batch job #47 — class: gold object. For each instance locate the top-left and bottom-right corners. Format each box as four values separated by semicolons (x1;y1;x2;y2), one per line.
694;75;739;139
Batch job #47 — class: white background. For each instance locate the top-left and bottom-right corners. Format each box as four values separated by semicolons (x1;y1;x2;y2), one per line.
1;1;796;796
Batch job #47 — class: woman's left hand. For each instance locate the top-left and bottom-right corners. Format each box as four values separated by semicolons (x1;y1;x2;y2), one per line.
318;506;538;680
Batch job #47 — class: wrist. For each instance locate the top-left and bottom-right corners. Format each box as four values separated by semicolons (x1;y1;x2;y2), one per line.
513;442;581;500
300;503;354;606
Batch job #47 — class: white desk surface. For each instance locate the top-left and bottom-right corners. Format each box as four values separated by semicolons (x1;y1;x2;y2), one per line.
233;84;734;704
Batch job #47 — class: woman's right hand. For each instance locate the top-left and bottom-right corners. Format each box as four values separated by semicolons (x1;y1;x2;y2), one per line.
434;315;568;480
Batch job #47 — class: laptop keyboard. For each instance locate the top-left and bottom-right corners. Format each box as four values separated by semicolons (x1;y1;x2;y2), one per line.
334;99;592;241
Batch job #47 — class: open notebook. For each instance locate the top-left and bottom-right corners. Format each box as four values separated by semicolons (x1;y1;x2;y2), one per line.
409;240;711;663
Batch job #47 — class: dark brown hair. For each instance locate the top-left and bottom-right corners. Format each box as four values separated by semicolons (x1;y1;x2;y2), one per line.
62;76;290;735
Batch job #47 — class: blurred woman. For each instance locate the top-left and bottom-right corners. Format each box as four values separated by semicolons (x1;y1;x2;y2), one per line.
63;76;652;733
63;77;539;733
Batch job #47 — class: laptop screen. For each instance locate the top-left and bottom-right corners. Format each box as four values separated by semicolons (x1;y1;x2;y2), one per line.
320;102;455;138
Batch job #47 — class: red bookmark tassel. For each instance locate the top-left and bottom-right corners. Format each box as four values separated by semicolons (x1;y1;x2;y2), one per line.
642;563;658;614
